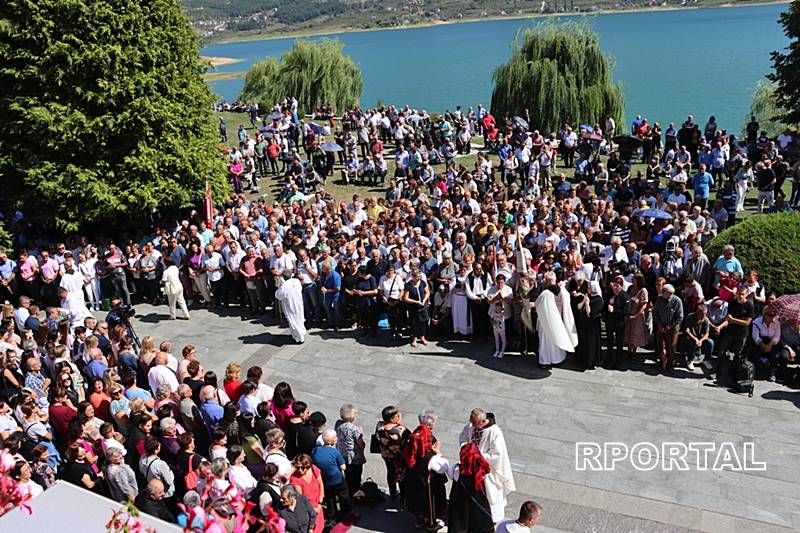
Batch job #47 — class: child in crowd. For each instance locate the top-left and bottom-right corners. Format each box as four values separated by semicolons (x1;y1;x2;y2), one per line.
489;300;506;359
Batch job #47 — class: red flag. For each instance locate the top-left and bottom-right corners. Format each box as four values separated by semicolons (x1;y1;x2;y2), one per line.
204;181;213;224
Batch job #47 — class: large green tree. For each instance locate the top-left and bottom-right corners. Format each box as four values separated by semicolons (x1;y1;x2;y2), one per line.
768;1;800;126
490;21;624;134
743;81;790;138
240;39;363;115
0;0;228;233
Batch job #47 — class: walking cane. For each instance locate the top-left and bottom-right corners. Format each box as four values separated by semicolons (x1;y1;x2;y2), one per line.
427;471;435;530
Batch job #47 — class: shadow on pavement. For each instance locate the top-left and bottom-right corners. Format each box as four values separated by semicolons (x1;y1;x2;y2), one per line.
761;389;800;408
237;331;296;346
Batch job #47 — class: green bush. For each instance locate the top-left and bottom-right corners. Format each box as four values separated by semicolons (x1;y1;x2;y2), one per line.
706;212;800;296
0;221;11;253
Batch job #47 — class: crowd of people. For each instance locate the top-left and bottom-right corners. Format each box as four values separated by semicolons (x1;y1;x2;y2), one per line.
0;299;540;532
1;97;799;530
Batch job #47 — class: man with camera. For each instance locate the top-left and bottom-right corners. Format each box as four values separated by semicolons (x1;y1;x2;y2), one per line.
106;296;132;329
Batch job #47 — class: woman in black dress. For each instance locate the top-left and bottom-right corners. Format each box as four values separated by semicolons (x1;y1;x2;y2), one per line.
403;269;430;348
572;280;604;370
340;259;359;327
448;442;494;533
59;442;103;493
403;410;448;531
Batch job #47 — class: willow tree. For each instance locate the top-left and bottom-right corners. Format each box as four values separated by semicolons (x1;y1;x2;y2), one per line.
491;21;624;134
240;39;363;114
743;81;789;138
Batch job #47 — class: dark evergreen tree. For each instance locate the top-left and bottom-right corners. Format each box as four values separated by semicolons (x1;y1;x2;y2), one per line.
0;0;228;233
768;1;800;125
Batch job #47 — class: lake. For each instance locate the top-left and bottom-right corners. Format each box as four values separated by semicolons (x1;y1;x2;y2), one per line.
202;3;789;132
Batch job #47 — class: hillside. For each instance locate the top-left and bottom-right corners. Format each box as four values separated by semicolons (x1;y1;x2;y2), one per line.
185;0;761;41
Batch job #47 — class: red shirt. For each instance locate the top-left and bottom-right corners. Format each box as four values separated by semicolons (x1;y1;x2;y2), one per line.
224;379;243;403
49;403;77;442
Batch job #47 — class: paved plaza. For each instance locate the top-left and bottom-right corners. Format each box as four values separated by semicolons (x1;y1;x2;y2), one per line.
131;305;800;533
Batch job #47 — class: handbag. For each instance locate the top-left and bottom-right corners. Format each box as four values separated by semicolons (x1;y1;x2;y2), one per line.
184;455;200;490
164;279;181;296
369;427;381;454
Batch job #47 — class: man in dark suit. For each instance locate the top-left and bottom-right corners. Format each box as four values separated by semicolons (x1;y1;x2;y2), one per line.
603;276;630;370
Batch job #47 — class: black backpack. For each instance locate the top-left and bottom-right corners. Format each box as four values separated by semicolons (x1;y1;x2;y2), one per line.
358;478;384;506
734;353;755;397
18;425;40;461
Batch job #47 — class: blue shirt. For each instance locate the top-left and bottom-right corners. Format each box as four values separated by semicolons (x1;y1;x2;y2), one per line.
710;148;726;169
125;387;153;404
692;172;714;199
169;245;186;268
86;359;109;382
699;150;713;170
712;256;744;285
238;394;259;416
311;445;345;487
118;352;139;375
0;259;16;281
322;270;341;303
498;144;512;161
201;400;224;432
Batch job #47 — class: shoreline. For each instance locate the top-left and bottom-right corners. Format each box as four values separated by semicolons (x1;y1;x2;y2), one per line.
202;56;243;67
205;0;789;46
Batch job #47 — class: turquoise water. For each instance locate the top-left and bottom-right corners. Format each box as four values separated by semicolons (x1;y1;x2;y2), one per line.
203;4;788;131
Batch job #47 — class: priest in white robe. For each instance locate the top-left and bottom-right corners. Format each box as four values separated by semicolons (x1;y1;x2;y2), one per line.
275;270;306;343
459;408;516;523
535;271;578;366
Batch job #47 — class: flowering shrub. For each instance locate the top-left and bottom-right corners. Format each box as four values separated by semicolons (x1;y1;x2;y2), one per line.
0;450;32;518
106;472;286;533
106;501;154;533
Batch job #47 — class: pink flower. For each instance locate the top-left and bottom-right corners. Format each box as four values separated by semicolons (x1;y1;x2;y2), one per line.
0;452;15;471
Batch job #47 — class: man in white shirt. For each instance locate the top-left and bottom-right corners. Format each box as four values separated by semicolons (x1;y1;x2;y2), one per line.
496;501;543;532
58;286;92;330
202;245;226;307
600;236;629;272
147;352;179;394
13;296;31;332
59;252;84;296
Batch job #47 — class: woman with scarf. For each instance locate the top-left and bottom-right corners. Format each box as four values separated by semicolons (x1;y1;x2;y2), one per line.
448;441;495;533
402;410;448;531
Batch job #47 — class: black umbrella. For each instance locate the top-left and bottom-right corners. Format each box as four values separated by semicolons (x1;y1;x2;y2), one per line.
611;135;643;149
611;135;643;159
513;116;529;131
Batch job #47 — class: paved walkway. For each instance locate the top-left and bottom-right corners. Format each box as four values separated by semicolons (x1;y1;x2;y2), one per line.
131;305;800;532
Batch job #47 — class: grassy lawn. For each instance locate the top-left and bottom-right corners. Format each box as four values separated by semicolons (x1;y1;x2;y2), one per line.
216;111;791;219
